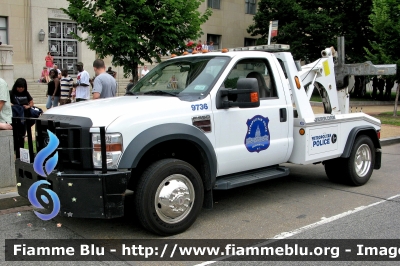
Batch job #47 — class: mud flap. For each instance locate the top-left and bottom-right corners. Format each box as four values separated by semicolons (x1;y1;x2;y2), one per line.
374;149;381;170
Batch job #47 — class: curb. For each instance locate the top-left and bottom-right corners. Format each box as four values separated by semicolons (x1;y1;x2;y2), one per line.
0;192;18;200
380;136;400;146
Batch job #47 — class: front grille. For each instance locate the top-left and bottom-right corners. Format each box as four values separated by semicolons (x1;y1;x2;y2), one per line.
13;115;99;171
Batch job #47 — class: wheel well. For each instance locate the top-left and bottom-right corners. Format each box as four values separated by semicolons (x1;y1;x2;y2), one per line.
341;128;381;159
355;130;381;149
128;140;212;191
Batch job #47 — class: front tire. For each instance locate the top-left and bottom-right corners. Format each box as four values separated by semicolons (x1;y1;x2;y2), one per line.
134;159;204;235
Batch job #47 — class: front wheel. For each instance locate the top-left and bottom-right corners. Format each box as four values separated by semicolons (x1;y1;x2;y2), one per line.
134;159;204;235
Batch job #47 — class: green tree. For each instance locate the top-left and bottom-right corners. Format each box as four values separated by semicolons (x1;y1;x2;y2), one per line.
365;0;400;115
248;0;374;63
62;0;212;82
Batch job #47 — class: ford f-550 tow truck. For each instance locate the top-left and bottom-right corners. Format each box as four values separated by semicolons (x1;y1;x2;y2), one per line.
14;37;396;235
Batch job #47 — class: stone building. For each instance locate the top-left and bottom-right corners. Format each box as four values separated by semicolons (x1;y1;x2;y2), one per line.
0;0;259;103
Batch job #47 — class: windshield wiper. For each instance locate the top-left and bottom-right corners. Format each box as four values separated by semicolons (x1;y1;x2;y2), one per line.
125;91;138;95
143;90;178;97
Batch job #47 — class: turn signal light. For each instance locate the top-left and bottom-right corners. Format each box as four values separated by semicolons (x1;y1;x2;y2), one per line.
377;131;380;139
250;92;259;102
93;143;122;152
294;76;301;89
299;128;305;135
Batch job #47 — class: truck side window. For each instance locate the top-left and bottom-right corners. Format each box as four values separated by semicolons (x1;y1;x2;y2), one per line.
223;59;278;99
277;59;288;79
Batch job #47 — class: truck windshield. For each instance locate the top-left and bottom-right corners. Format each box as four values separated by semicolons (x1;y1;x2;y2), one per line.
128;56;230;100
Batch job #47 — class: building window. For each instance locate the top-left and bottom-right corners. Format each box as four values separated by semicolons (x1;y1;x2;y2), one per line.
244;38;256;47
208;0;221;9
207;34;221;51
0;17;8;45
48;20;78;75
245;0;257;15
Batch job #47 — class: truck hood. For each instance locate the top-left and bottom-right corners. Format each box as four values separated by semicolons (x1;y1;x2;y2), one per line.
43;96;183;127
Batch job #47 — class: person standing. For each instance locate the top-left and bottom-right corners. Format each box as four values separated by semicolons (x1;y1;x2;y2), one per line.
385;77;394;100
141;66;149;79
208;41;214;51
46;69;61;109
372;76;378;99
378;77;385;100
202;41;208;51
10;78;35;146
0;77;12;130
45;52;54;70
60;69;73;105
53;65;62;79
196;40;202;51
92;59;117;99
74;62;91;102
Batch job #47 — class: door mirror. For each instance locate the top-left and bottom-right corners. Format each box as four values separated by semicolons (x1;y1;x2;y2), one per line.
217;78;260;109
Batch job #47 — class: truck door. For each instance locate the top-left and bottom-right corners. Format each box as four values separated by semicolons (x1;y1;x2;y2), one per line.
212;56;290;176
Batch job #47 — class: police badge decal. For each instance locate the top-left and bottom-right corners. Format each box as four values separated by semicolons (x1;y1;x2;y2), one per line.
244;115;271;153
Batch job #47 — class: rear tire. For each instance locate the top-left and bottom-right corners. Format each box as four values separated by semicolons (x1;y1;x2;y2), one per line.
343;135;375;186
325;135;375;186
134;159;204;235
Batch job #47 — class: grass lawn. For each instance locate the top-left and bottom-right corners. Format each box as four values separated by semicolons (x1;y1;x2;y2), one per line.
372;111;400;126
311;92;398;102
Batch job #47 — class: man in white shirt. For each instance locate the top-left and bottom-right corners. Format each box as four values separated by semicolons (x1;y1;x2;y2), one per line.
53;65;62;79
74;62;91;102
141;66;149;79
202;41;208;51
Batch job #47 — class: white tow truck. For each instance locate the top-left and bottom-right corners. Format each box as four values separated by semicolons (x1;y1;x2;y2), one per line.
15;38;396;235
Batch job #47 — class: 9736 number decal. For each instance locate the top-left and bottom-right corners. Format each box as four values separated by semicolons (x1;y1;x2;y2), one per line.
191;104;208;111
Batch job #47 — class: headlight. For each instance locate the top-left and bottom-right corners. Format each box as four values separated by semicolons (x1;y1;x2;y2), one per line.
92;133;123;169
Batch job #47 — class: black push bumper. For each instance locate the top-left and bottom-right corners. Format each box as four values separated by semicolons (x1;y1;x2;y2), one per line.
15;160;131;219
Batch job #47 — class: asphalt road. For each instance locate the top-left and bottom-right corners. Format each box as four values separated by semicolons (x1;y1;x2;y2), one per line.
1;143;399;265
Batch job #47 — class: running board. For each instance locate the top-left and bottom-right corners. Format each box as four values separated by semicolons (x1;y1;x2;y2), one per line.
214;166;289;190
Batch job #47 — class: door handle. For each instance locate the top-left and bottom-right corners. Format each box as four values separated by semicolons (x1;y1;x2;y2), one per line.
280;108;287;122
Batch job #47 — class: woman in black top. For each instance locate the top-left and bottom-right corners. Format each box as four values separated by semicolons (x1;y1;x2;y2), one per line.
10;78;33;108
46;69;61;109
10;78;34;147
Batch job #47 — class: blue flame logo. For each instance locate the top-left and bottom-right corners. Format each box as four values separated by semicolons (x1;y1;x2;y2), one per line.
33;130;59;177
28;130;60;220
28;180;60;220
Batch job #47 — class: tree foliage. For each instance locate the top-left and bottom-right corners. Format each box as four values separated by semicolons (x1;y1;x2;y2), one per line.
365;0;400;115
365;0;400;80
62;0;212;80
248;0;374;63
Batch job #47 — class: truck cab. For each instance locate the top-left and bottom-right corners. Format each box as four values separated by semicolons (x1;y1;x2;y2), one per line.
14;44;393;235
